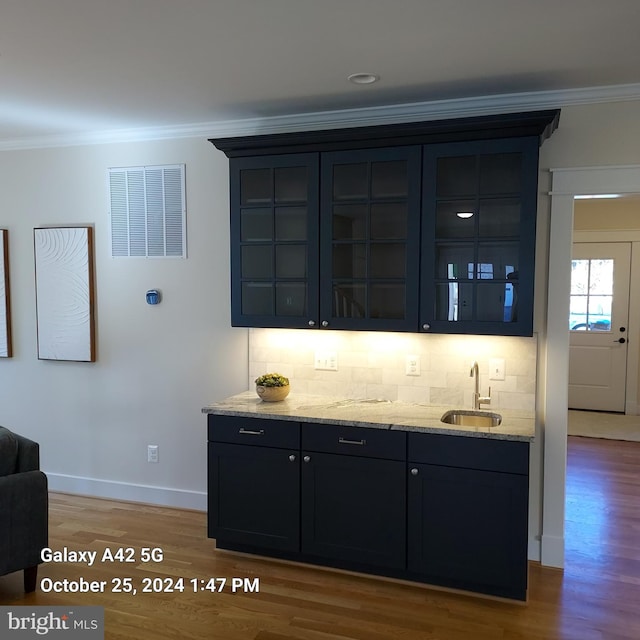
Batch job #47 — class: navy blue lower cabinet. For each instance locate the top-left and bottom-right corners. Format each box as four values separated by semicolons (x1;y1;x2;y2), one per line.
207;414;530;600
300;451;406;570
207;442;300;552
407;459;529;600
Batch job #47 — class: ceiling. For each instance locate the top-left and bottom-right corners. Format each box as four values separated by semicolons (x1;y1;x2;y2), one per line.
2;0;640;149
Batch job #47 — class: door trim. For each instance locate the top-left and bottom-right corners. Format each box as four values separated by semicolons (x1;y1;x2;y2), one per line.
544;164;640;569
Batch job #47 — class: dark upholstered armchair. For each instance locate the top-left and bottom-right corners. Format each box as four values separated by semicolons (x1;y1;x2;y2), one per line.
0;427;48;592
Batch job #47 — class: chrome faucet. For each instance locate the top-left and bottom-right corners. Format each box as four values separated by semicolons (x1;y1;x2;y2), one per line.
470;361;491;410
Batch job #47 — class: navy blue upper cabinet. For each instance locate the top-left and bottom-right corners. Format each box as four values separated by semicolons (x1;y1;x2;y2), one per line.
420;138;540;336
230;153;320;328
319;147;422;331
212;110;560;334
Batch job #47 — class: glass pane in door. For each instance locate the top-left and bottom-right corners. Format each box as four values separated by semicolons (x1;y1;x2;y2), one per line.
274;167;308;202
241;246;272;278
371;161;408;198
332;244;366;278
333;164;368;200
476;283;513;322
569;258;613;331
275;283;307;316
370;203;407;239
435;201;476;238
436;156;477;196
242;282;273;316
333;205;367;240
370;243;405;278
434;282;473;322
478;199;521;237
479;153;522;194
241;208;272;241
370;283;405;319
275;245;307;278
333;284;366;318
275;207;307;241
241;169;272;204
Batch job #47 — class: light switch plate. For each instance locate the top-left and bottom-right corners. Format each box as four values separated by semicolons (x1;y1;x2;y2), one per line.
314;351;338;371
489;358;506;381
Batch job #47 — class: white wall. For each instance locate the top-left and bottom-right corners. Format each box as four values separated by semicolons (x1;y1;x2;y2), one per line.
0;137;248;509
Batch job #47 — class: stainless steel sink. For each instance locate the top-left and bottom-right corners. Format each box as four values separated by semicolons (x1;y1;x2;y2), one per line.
440;410;502;428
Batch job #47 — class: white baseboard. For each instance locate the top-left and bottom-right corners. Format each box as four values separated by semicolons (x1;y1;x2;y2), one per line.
540;534;565;568
528;537;541;562
46;472;206;511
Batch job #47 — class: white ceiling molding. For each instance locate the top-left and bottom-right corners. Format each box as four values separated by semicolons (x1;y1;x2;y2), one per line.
2;82;640;152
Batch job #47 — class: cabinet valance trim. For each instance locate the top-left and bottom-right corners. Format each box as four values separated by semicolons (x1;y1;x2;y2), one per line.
210;109;560;158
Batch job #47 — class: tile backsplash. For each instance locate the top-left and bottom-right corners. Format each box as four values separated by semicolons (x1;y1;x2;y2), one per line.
249;328;537;412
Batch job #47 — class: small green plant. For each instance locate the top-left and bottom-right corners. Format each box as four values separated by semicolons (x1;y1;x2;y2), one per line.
255;373;290;387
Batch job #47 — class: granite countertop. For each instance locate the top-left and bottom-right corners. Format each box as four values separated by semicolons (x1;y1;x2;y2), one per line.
202;391;535;442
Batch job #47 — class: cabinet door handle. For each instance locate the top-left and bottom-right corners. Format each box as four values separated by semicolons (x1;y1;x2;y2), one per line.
303;455;311;463
308;320;316;327
238;428;265;436
338;437;366;446
289;454;296;462
410;468;419;476
422;323;431;331
321;320;329;327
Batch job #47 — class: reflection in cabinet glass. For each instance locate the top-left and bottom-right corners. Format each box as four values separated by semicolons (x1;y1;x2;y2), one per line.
231;154;319;327
422;138;538;335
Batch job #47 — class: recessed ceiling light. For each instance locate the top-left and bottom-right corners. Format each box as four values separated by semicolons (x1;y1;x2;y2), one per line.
456;211;474;219
347;73;380;85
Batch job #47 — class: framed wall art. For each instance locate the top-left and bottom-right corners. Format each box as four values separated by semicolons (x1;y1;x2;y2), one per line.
34;226;96;362
0;229;12;358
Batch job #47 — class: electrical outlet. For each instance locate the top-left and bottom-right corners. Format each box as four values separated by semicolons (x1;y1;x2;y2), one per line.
405;354;421;376
314;351;338;371
489;358;506;381
147;445;159;463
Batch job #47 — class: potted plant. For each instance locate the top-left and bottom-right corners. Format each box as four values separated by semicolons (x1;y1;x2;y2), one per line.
255;373;290;402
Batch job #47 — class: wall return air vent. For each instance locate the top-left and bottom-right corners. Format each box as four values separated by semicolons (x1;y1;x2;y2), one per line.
109;164;186;258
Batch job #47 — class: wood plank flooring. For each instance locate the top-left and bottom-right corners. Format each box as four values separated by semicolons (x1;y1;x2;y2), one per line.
1;435;639;639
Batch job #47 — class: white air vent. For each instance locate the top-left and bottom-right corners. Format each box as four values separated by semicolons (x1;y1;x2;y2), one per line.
109;164;186;258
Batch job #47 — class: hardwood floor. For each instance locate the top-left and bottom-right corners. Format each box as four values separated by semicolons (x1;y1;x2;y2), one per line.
2;436;639;639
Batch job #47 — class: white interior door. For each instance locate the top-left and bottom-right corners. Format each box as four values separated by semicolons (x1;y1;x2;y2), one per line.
568;242;631;412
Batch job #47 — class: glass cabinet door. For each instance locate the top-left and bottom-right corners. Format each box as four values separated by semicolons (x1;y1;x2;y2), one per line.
320;147;421;331
230;154;319;327
421;138;538;335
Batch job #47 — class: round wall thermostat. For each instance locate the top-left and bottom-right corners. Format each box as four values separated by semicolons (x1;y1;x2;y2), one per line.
146;289;161;305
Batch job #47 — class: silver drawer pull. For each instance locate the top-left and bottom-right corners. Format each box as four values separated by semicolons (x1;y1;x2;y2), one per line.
338;437;366;446
238;428;265;436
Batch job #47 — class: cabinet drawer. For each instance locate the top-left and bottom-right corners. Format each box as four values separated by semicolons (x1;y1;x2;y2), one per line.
408;433;529;475
302;423;405;460
208;414;300;449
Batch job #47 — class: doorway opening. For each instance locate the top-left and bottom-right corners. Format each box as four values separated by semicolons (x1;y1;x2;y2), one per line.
543;165;640;569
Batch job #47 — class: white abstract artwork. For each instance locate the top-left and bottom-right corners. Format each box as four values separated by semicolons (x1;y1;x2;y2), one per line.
0;230;11;358
34;227;95;362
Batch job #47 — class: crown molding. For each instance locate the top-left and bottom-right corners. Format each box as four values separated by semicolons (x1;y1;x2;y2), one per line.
2;82;640;152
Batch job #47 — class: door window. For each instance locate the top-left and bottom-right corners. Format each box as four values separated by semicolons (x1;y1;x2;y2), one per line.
569;259;613;332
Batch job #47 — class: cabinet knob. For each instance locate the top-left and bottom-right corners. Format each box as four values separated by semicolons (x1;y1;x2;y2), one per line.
410;468;419;476
321;320;329;328
422;323;431;331
303;455;311;463
308;320;316;327
289;454;296;462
